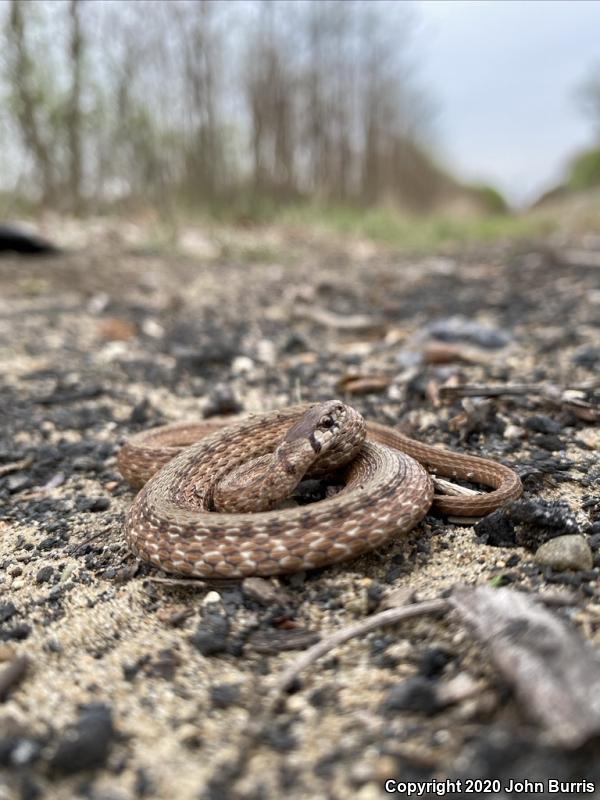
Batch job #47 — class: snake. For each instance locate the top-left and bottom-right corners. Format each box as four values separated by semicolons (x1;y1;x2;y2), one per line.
118;400;522;578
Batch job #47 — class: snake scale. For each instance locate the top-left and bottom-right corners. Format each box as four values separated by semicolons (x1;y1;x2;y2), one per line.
118;400;522;578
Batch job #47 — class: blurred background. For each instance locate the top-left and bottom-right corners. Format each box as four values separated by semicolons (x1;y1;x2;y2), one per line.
1;0;599;247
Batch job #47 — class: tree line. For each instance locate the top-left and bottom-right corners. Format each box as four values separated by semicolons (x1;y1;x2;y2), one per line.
1;0;485;216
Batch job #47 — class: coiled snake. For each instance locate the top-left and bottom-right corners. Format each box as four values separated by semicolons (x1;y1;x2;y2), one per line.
118;400;522;578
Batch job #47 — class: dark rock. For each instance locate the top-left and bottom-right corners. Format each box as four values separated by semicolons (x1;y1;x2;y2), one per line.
474;509;516;547
259;720;297;752
210;683;241;709
531;433;564;452
203;385;243;418
0;224;60;256
123;655;151;681
172;342;236;372
381;677;440;715
37;536;62;551
77;495;111;512
589;533;600;550
572;346;600;369
129;398;154;426
281;332;311;354
0;602;17;623
7;474;32;493
35;565;54;583
524;415;562;435
428;317;511;349
476;499;579;551
419;648;453;678
0;624;30;642
48;703;115;774
147;649;181;680
72;455;102;472
134;767;155;798
247;627;320;654
0;655;30;701
190;609;230;656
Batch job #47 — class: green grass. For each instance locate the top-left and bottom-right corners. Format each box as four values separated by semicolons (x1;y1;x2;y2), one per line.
276;202;555;251
187;194;556;252
568;148;600;191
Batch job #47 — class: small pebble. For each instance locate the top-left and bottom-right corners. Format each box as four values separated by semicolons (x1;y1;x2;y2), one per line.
49;703;115;774
534;535;593;572
0;603;17;623
210;683;241;709
190;610;230;656
381;677;440;715
36;566;54;584
524;415;561;435
78;496;111;512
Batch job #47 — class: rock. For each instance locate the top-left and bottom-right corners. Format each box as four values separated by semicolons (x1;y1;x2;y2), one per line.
241;577;296;607
0;625;31;642
72;455;102;472
428;317;511;349
190;609;230;656
173;342;236;372
77;495;110;512
531;433;564;451
0;602;17;623
572;346;600;369
476;499;579;551
381;677;440;715
35;566;54;583
210;683;241;709
7;474;32;493
589;532;600;550
419;647;453;678
0;224;60;255
202;385;242;417
534;535;593;572
48;703;115;774
524;415;562;435
474;509;516;547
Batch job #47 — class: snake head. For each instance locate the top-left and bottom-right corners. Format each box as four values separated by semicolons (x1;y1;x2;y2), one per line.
283;400;348;453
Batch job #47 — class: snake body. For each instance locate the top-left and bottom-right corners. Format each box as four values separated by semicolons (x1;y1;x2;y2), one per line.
119;401;522;578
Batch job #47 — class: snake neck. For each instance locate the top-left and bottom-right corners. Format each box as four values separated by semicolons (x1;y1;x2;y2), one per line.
210;438;322;513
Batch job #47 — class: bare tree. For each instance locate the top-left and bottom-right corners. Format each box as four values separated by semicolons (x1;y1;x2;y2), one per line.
67;0;84;211
0;0;447;214
6;0;56;204
245;2;297;196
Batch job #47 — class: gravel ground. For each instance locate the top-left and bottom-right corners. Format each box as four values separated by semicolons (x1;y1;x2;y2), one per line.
1;221;600;800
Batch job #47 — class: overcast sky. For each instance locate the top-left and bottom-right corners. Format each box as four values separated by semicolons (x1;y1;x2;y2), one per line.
415;0;600;205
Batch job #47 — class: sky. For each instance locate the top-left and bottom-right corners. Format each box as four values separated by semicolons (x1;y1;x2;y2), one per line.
415;0;600;205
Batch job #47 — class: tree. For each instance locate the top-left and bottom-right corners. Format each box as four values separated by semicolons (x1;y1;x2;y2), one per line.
6;0;56;204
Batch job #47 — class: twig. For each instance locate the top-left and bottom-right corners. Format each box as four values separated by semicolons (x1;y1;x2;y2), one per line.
143;574;241;588
274;598;449;696
438;383;544;399
433;477;480;498
0;457;33;477
205;597;449;793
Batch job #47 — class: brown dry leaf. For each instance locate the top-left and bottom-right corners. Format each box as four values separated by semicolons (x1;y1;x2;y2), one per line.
337;373;391;395
563;399;600;422
422;342;487;365
426;378;441;407
98;317;137;341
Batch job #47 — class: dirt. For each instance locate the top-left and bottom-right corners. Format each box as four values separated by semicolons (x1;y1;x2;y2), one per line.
1;220;600;799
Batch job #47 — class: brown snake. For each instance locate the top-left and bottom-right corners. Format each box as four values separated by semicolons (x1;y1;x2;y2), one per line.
118;400;522;578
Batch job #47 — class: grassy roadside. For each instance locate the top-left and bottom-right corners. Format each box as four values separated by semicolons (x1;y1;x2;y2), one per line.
274;202;556;250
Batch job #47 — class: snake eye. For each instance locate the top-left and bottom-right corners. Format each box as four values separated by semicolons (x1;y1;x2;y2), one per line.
320;416;334;429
